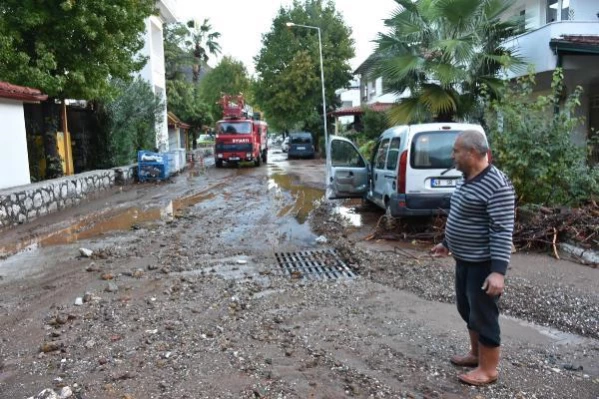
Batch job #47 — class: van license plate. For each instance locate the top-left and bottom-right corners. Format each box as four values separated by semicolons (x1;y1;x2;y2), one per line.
431;178;457;187
297;146;305;150
229;157;240;161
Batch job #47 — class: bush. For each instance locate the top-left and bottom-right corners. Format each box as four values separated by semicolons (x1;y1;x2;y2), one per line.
484;69;599;206
92;78;164;168
362;107;390;140
358;139;376;162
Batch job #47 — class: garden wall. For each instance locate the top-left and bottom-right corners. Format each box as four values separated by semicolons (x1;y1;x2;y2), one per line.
0;170;117;229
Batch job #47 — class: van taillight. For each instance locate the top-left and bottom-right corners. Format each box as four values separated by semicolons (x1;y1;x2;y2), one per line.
398;150;408;193
487;149;493;164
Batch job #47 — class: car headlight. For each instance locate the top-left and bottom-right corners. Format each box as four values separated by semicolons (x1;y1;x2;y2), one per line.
217;154;223;158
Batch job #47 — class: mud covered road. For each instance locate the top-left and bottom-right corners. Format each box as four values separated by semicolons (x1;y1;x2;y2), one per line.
0;149;597;399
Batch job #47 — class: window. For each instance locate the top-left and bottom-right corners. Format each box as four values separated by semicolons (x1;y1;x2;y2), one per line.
290;134;312;144
375;139;390;169
561;0;570;21
546;0;570;23
218;122;252;134
386;137;401;170
516;9;526;33
331;141;365;167
410;131;458;169
546;0;558;23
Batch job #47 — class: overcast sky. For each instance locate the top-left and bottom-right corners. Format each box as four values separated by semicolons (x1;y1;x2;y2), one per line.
176;0;397;76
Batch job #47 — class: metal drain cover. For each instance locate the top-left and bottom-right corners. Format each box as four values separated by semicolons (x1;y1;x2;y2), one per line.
275;249;357;280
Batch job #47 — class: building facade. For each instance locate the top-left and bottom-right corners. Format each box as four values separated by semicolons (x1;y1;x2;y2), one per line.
0;82;47;190
138;0;179;152
502;0;599;147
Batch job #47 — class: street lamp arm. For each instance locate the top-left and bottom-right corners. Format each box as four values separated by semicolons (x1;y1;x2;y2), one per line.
287;23;320;31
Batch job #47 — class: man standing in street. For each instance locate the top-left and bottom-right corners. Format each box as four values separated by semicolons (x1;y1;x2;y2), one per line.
431;130;515;386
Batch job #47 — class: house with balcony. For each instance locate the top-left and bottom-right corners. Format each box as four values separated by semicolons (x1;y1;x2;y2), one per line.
502;0;599;146
138;0;179;152
330;64;400;135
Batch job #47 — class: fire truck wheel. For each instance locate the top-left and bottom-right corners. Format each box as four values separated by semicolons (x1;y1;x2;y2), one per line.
254;156;261;167
262;150;267;163
215;160;223;168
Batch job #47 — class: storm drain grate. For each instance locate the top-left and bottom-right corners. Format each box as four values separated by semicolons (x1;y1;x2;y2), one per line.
274;249;357;280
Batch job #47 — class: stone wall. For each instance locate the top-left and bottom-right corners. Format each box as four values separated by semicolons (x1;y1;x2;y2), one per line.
0;170;115;229
114;164;138;186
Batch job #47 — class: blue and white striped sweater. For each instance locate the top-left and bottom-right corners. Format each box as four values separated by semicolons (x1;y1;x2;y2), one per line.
444;165;515;275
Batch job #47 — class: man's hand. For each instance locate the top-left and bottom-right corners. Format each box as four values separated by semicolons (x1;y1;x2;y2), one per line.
482;272;504;296
430;243;450;258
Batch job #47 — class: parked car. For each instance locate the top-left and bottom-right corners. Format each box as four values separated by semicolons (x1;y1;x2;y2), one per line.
287;132;315;159
281;137;290;153
326;123;489;217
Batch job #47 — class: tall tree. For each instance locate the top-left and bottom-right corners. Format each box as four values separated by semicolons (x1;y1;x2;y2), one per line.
163;22;215;146
372;0;524;124
166;79;213;147
0;0;155;99
164;22;195;81
199;56;253;123
189;19;222;83
254;0;354;144
0;0;155;177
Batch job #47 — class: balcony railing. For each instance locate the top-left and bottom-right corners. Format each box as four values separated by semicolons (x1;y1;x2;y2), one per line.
503;21;599;78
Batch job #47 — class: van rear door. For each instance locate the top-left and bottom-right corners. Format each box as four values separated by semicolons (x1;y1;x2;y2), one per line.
405;128;463;199
326;136;369;199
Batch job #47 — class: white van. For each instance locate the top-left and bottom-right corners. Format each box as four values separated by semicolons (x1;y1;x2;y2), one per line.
326;123;488;217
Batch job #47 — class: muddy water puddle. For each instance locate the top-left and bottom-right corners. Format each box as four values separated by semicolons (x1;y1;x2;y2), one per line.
268;173;369;229
268;173;325;224
0;188;219;258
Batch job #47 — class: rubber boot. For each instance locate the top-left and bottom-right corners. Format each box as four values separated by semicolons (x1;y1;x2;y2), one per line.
450;329;479;367
458;343;499;386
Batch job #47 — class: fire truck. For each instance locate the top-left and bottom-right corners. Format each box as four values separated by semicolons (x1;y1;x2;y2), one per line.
214;94;268;168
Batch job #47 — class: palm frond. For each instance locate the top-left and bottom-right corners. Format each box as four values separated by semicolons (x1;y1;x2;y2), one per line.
480;0;517;21
434;0;480;26
430;63;467;87
476;76;504;95
392;0;419;14
388;10;426;36
388;97;430;124
380;54;424;81
419;84;457;116
436;37;475;63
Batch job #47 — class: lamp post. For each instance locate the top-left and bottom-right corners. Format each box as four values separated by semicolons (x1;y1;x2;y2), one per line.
286;22;328;152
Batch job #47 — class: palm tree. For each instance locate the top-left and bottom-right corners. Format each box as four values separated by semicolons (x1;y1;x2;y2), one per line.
371;0;525;124
188;19;222;83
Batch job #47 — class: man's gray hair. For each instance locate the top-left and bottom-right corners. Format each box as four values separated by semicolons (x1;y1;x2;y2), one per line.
458;130;489;156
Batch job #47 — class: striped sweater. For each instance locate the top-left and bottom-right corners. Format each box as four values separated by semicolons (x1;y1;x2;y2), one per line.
443;165;515;275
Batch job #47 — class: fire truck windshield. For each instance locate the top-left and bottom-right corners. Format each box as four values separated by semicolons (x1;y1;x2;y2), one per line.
219;122;252;134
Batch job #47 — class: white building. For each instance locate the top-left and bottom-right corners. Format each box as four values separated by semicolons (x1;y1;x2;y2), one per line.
354;58;404;106
502;0;599;147
334;80;361;129
0;82;47;190
138;0;179;152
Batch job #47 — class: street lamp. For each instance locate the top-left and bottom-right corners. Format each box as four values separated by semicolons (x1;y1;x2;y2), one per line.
286;22;328;152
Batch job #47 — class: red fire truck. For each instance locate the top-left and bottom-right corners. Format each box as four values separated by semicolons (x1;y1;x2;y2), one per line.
214;94;268;168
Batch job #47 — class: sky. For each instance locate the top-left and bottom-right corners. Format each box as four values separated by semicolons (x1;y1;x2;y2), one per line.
175;0;397;76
